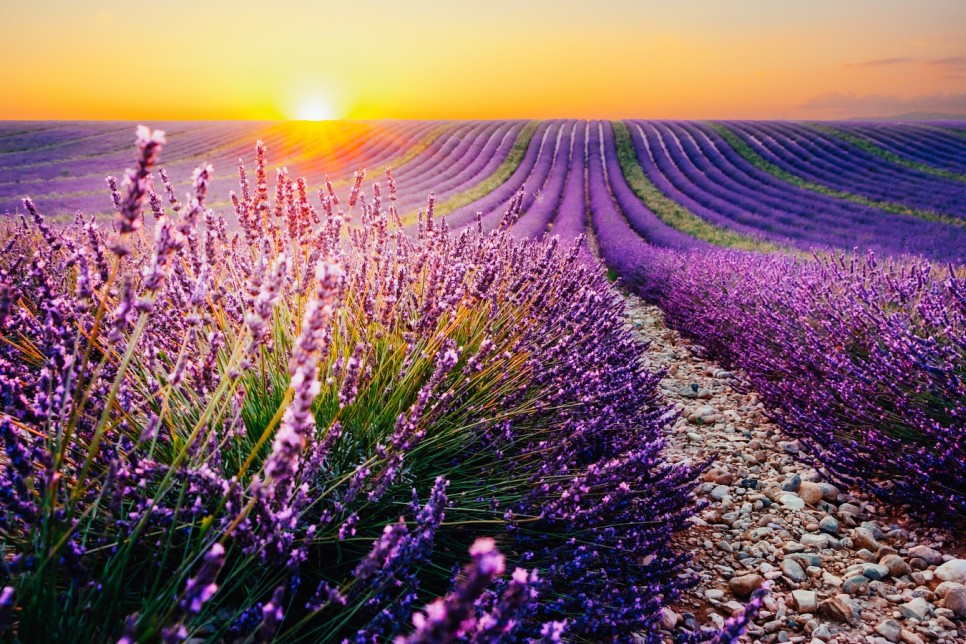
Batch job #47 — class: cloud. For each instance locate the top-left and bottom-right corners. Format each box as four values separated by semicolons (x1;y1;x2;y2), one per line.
923;56;966;77
842;57;914;69
796;92;966;119
842;56;966;77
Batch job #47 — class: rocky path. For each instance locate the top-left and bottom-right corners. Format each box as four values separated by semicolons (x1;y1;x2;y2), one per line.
624;295;966;644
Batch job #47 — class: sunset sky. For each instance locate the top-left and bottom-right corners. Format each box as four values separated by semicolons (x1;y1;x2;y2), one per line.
1;0;965;120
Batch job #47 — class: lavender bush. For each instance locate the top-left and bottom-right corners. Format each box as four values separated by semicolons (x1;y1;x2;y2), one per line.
0;127;700;641
632;249;965;518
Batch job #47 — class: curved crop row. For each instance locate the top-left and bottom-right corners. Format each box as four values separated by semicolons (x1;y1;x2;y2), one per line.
417;121;540;223
725;121;966;219
708;123;966;230
816;123;966;180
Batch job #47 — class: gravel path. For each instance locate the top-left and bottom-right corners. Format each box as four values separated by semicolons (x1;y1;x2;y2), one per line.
624;295;966;644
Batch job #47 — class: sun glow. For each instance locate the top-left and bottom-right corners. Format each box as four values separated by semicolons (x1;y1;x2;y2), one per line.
294;96;338;121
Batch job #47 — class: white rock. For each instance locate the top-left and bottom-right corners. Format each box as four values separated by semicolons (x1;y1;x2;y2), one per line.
898;596;931;621
800;534;829;549
934;559;966;584
935;581;965;598
797;481;824;505
792;589;817;613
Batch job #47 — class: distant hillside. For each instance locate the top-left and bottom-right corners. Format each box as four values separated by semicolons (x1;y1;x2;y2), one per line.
851;112;966;122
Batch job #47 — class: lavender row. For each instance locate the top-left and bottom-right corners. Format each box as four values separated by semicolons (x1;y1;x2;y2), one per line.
587;121;664;280
621;120;966;263
544;120;589;242
647;250;966;519
670;121;966;261
392;121;523;214
475;120;566;231
600;122;705;251
442;121;554;229
626;121;793;241
392;121;501;202
0;123;426;194
0;123;436;215
833;122;966;174
726;121;966;219
508;121;573;240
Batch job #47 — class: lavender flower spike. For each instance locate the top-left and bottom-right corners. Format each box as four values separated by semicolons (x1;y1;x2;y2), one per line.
260;261;343;496
400;538;506;643
117;126;166;237
182;543;226;614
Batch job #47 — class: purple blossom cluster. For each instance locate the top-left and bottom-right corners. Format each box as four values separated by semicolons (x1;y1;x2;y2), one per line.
0;127;701;641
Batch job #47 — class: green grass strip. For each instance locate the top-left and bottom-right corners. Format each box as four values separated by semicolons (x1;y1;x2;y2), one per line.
405;121;539;222
612;121;779;251
813;123;966;183
708;123;966;229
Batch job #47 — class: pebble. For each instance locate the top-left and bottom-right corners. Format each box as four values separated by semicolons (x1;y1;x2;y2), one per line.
729;573;765;599
899;630;925;644
842;575;869;596
818;596;855;623
907;545;943;566
838;502;862;516
859;563;890;581
797;481;824;505
852;527;882;551
811;623;832;640
782;558;807;583
879;554;911;579
781;474;802;492
780;494;806;510
898;597;931;621
818;516;839;535
792;589;818;613
660;606;679;629
800;534;829;550
941;585;966;618
875;619;903;642
934;558;966;584
822;571;842;587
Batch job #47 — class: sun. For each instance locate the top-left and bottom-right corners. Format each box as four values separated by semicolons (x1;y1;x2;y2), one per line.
294;97;338;121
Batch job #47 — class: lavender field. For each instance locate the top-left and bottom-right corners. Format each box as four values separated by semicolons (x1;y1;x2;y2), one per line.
1;121;965;642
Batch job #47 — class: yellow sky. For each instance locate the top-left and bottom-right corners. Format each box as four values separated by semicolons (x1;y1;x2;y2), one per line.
2;1;965;120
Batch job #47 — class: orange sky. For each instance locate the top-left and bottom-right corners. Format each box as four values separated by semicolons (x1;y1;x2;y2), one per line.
1;1;965;120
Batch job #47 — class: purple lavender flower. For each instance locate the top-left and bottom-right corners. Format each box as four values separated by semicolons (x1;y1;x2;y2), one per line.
399;538;506;643
181;543;226;614
115;126;166;242
258;261;342;498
